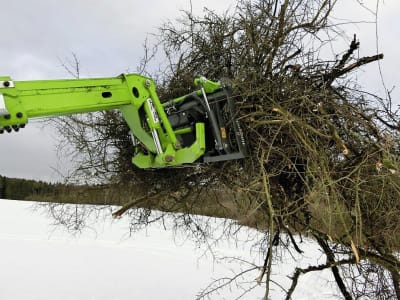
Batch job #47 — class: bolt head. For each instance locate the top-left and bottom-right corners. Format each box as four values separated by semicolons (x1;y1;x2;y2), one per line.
164;155;174;163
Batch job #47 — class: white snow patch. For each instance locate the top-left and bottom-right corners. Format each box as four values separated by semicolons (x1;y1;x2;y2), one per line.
0;199;340;299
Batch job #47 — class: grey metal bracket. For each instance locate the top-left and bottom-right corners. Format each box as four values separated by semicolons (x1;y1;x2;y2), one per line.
0;94;9;116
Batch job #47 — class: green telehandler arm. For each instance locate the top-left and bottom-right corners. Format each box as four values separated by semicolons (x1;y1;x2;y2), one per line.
0;73;247;169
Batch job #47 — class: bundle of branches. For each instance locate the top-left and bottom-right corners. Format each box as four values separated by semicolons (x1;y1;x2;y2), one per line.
53;0;400;298
156;0;399;249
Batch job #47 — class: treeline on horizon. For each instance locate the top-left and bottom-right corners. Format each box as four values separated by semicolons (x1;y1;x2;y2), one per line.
0;175;62;200
0;175;129;206
0;175;236;220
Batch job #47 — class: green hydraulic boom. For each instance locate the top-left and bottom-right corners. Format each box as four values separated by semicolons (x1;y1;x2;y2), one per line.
0;73;247;169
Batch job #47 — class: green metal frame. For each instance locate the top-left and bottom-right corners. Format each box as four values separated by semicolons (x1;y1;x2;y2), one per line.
0;73;221;169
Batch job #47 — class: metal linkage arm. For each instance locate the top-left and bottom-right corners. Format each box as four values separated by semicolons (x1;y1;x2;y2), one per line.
0;73;207;168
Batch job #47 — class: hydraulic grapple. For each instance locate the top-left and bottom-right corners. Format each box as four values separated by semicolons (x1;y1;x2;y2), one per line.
0;73;246;168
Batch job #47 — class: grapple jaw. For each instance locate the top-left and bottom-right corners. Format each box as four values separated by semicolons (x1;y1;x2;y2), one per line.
121;76;248;168
162;78;248;164
201;85;248;163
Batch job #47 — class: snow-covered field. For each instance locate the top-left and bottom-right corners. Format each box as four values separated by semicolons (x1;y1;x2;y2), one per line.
0;199;339;299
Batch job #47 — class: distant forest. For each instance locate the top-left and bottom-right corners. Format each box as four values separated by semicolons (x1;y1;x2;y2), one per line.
0;175;128;206
0;175;62;200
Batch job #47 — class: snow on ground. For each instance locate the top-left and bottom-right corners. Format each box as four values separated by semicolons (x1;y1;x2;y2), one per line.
0;199;339;299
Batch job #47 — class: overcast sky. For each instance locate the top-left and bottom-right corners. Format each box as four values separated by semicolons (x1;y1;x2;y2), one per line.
0;0;399;182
